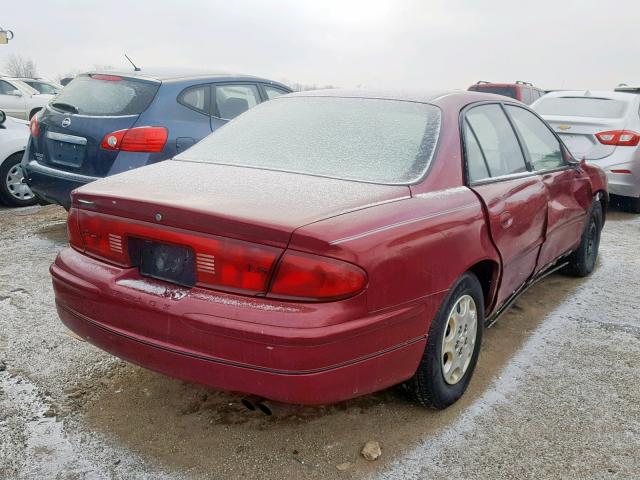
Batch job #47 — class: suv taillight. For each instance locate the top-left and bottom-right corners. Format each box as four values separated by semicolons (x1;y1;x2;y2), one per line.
595;130;640;147
100;126;168;153
30;115;40;137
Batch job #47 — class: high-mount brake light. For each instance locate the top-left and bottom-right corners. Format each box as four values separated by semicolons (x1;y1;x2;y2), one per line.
90;74;122;81
100;127;168;153
268;251;367;302
595;130;640;147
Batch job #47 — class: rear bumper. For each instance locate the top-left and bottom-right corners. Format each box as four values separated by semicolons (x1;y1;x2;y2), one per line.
22;159;98;209
587;149;640;199
51;247;435;404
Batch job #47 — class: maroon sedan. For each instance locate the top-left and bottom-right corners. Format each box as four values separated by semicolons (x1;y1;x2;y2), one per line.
51;90;607;409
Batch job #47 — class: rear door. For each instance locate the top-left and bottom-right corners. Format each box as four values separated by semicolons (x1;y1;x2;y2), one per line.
33;74;160;177
210;83;261;131
463;103;548;307
505;105;592;269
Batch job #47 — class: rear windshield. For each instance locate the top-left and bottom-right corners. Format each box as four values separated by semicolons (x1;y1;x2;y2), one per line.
533;97;628;119
176;96;442;185
51;74;159;116
469;85;517;99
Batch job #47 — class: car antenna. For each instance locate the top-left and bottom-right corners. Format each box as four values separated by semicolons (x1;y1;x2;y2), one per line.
124;54;141;72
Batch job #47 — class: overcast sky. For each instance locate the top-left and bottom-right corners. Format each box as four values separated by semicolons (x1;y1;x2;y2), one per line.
2;0;638;90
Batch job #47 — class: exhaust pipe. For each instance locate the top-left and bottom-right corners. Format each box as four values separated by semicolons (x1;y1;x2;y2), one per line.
241;395;261;412
241;396;282;416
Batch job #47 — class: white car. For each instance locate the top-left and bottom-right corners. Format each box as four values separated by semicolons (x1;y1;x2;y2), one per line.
0;110;37;206
533;90;640;212
15;77;63;96
0;77;54;120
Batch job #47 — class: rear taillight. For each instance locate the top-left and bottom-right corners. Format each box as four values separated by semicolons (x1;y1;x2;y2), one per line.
100;127;168;153
30;115;40;137
595;130;640;147
70;210;367;301
194;239;279;294
67;208;83;249
268;251;367;301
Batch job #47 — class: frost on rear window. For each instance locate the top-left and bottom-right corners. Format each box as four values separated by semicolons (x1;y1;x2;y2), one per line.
51;75;159;116
533;97;629;119
176;96;442;184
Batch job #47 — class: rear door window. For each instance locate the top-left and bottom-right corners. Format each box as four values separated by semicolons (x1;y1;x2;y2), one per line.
214;84;260;120
506;105;565;171
464;104;528;180
0;80;16;94
263;85;289;100
51;74;160;116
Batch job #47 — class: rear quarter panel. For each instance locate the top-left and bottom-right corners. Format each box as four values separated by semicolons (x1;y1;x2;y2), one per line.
290;187;500;329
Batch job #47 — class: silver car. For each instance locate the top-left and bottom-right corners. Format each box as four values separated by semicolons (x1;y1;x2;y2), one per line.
532;91;640;212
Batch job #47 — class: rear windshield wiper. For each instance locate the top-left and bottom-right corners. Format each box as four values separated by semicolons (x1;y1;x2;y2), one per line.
50;102;79;114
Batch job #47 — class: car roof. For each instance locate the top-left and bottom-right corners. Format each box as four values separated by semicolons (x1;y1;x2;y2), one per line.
286;88;513;105
84;68;289;87
540;90;639;102
471;81;540;89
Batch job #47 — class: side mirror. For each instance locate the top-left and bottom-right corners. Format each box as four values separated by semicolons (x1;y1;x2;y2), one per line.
0;110;5;124
8;89;23;97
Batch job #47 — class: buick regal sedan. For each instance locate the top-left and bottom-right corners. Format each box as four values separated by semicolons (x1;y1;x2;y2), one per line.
51;90;608;409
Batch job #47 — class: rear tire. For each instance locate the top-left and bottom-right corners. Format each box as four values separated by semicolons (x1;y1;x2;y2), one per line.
0;153;38;207
403;272;484;409
563;200;603;277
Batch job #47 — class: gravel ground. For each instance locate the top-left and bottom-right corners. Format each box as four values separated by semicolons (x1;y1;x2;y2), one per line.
0;204;638;480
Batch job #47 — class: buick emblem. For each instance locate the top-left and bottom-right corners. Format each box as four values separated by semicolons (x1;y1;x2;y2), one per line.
155;213;163;222
61;117;71;128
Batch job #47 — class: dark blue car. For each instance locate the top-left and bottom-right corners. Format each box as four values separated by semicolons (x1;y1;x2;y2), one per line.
22;70;291;208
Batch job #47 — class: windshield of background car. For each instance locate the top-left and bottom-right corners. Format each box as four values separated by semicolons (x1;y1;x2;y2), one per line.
469;85;517;99
534;97;628;119
50;74;160;116
177;96;442;185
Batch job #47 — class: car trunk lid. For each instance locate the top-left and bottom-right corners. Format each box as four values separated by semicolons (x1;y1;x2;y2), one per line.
71;160;410;248
543;115;626;160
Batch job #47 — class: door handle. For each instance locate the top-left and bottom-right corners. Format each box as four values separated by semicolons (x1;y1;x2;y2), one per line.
500;212;514;229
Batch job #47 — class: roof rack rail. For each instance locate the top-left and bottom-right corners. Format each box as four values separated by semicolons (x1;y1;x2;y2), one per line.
476;80;490;84
515;80;533;86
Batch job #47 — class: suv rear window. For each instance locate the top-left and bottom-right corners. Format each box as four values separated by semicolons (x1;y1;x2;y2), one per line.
177;96;442;185
469;85;517;99
51;74;160;116
534;97;628;119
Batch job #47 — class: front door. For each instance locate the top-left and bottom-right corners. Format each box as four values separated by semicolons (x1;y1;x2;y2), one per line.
463;103;548;307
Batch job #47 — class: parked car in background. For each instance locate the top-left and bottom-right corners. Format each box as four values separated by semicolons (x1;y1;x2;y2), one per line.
533;90;640;212
0;109;37;207
615;84;640;94
0;77;54;120
51;90;607;409
15;78;63;96
22;70;292;209
468;81;545;104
